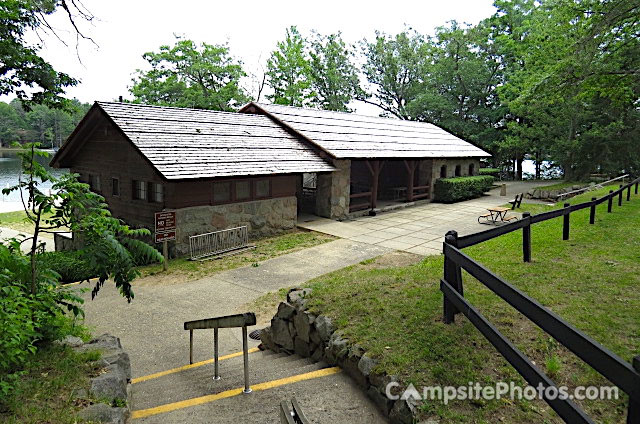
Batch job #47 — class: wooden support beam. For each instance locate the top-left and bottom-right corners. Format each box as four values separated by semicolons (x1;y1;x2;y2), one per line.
404;160;416;202
370;160;380;209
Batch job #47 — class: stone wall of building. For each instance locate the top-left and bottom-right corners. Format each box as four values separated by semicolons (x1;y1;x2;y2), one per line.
430;158;481;195
315;159;351;220
173;196;297;256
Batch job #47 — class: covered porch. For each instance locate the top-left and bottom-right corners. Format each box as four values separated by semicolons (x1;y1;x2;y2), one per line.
349;159;433;213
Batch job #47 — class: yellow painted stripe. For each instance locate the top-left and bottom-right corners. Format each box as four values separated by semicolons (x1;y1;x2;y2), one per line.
131;348;260;384
64;277;99;287
131;366;341;419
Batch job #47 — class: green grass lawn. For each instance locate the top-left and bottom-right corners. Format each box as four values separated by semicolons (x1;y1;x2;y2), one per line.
0;344;103;424
295;186;639;423
136;230;335;284
535;180;588;191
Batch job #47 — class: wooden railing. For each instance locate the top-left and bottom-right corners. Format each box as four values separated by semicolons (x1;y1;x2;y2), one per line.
349;191;372;212
441;176;640;423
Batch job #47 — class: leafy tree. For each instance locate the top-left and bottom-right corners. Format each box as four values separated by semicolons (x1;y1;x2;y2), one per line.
131;38;248;111
266;26;314;107
360;30;430;119
0;102;26;145
308;32;363;112
0;0;94;109
3;144;162;299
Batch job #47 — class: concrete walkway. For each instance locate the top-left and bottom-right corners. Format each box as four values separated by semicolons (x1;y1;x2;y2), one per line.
0;226;55;253
78;238;390;423
298;181;551;256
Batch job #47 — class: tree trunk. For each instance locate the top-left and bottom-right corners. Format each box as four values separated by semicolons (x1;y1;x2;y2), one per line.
535;150;541;180
30;211;41;295
516;155;523;181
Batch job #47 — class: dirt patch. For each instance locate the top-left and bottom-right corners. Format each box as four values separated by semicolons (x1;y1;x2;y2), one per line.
363;251;423;269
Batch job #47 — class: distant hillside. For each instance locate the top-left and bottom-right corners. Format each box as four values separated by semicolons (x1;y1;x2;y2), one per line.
0;99;91;148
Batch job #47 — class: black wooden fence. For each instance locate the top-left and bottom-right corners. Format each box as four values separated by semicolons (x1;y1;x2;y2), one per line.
441;177;640;424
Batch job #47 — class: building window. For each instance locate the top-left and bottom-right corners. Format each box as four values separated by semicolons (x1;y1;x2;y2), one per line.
88;174;101;191
235;180;251;201
133;180;147;200
213;182;231;203
152;183;164;203
255;179;270;198
469;163;475;176
112;178;120;196
440;165;447;178
455;165;461;177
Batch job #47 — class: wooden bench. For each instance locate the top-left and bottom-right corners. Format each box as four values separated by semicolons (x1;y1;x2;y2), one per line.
509;193;523;210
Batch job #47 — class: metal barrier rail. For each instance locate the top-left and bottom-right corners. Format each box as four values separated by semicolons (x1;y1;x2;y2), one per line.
279;398;311;424
189;225;248;260
184;312;256;394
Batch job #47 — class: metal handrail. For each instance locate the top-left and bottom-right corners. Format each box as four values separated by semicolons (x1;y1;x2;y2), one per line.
557;174;629;200
184;312;256;394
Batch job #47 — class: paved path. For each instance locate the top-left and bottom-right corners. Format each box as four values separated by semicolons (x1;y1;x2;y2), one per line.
78;238;390;423
298;181;551;256
0;226;55;253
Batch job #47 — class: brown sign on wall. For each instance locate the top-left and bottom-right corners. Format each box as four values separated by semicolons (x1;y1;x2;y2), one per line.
155;230;176;243
155;211;176;233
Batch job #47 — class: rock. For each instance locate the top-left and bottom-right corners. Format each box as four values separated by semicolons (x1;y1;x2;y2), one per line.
90;365;128;401
294;337;310;358
78;403;128;424
271;318;293;350
309;329;322;345
72;387;88;399
92;358;111;369
287;288;312;310
311;346;324;362
250;215;266;229
342;354;367;388
288;321;297;339
314;315;334;342
389;398;419;424
76;334;121;354
259;327;276;351
276;302;296;320
103;351;132;382
367;386;394;416
327;332;349;361
358;354;377;377
54;335;84;348
293;312;311;343
549;190;560;199
370;372;399;394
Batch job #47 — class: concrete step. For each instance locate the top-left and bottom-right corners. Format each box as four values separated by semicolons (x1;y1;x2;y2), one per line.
132;351;326;411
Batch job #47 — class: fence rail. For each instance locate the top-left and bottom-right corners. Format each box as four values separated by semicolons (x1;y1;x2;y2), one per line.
441;175;640;423
189;225;249;260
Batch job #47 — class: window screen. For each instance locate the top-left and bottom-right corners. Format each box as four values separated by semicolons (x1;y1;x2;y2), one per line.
213;182;231;203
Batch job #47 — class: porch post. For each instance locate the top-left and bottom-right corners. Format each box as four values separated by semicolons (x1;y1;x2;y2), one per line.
370;160;380;209
404;160;416;202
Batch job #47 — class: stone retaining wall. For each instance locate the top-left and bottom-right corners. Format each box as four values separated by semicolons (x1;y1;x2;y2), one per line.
174;196;297;256
56;334;132;423
260;289;419;424
525;184;592;201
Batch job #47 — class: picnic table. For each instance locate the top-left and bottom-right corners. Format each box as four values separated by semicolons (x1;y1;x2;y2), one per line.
478;206;517;225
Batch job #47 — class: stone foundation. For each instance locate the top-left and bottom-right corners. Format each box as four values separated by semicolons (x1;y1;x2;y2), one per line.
174;196;297;256
261;288;420;424
316;159;350;219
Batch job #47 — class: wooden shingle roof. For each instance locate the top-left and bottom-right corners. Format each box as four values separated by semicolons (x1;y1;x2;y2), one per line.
56;102;335;180
242;102;490;159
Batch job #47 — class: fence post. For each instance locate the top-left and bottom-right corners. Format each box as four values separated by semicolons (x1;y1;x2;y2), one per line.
589;197;596;225
627;185;632;201
563;203;570;240
628;355;640;423
608;190;614;213
619;184;623;206
522;212;531;262
443;230;463;324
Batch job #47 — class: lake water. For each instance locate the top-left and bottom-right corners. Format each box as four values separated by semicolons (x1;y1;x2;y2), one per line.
0;150;69;203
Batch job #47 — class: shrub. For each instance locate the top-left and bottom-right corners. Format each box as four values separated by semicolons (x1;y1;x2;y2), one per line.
479;167;500;177
37;250;97;284
0;244;84;399
435;175;495;203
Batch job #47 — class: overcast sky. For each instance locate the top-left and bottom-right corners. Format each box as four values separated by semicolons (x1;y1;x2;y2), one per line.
10;0;497;115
